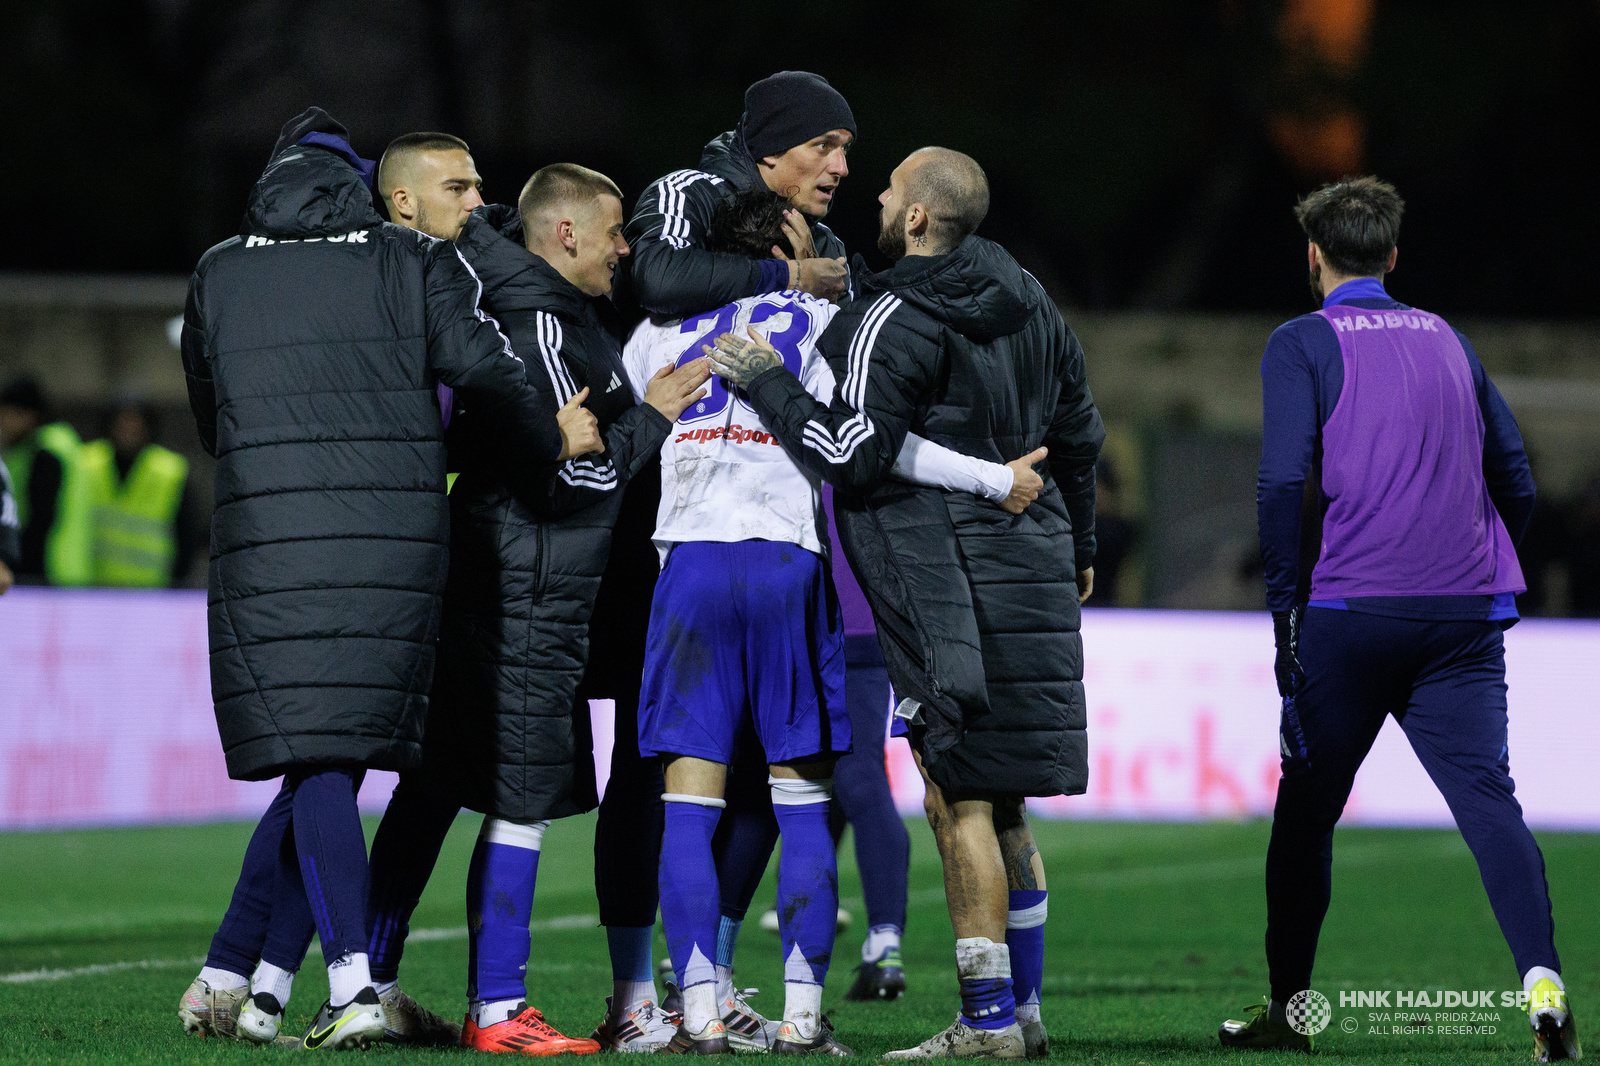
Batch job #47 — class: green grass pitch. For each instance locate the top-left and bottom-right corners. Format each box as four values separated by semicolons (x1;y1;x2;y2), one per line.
0;815;1593;1063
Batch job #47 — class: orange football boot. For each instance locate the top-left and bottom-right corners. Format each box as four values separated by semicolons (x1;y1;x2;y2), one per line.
461;1005;602;1056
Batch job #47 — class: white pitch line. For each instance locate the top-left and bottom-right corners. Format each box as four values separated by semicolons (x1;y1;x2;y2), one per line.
0;914;600;984
2;955;205;985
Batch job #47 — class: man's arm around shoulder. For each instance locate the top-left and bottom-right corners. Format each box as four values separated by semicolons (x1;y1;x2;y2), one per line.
623;176;766;319
423;240;586;468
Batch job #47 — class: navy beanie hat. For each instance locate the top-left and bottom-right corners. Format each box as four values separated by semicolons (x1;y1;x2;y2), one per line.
740;72;856;160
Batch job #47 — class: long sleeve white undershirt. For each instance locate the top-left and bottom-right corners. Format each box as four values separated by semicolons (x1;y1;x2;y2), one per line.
892;433;1015;503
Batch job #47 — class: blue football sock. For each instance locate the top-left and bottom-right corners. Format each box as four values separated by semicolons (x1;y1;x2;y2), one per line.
259;811;317;976
465;819;547;1007
366;773;459;983
1006;889;1047;1015
960;977;1018;1029
712;775;780;921
207;783;295;977
659;797;723;991
716;915;742;971
771;780;838;988
606;924;656;983
289;769;370;964
956;937;1016;1030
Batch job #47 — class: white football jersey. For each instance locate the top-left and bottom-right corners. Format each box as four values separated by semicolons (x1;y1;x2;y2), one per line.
624;290;839;561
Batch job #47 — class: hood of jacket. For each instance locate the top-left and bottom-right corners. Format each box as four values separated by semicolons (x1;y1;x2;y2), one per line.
457;204;613;329
863;236;1038;344
698;128;767;191
242;107;384;239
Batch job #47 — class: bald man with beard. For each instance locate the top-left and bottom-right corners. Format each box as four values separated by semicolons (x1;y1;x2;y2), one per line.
708;147;1104;1060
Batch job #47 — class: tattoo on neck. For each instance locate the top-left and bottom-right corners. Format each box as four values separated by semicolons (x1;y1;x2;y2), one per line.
913;234;927;247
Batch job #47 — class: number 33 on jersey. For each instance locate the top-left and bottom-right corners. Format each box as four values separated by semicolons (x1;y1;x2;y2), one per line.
622;290;840;559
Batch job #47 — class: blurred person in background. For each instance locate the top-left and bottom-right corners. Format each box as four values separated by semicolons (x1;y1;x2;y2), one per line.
0;377;92;586
709;147;1103;1060
1564;473;1600;617
80;399;206;588
1085;455;1137;605
0;453;18;592
1511;450;1569;617
1224;177;1575;1059
176;106;598;1050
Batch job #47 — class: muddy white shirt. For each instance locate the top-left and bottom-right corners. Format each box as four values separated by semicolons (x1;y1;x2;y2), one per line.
624;290;1012;562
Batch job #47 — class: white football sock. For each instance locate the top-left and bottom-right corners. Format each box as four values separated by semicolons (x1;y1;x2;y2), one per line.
715;964;735;1005
862;924;901;963
326;951;371;1008
783;980;822;1040
954;937;1011;980
250;960;294;1007
374;978;398;997
198;965;248;990
1015;1001;1041;1025
613;979;657;1014
682;981;720;1035
1524;966;1564;993
1524;966;1566;1017
472;997;524;1026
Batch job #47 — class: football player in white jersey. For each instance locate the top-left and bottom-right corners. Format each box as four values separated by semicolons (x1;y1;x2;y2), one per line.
623;189;1043;1055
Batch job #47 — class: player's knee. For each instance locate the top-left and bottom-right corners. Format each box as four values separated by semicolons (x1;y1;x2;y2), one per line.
991;796;1027;833
769;776;833;807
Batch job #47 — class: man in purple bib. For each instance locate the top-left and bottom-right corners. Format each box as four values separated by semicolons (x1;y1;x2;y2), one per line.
1219;177;1578;1061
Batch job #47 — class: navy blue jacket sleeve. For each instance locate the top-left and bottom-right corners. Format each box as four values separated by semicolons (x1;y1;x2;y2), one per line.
1257;321;1321;612
1456;330;1536;545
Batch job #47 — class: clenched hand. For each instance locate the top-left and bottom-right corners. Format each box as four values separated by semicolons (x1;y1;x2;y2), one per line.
790;257;849;303
645;357;711;422
1000;447;1048;515
556;386;603;460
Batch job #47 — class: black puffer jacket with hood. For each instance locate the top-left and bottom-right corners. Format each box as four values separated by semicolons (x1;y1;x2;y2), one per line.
424;205;672;822
182;110;562;781
746;236;1105;798
621;128;849;320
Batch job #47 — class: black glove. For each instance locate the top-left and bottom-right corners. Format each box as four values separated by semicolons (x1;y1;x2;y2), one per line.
1272;606;1305;699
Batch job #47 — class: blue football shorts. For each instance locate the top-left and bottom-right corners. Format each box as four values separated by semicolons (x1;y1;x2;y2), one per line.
638;539;851;765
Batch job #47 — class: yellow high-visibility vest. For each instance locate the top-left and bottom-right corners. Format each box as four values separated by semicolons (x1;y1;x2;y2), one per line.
1;422;93;586
80;440;189;588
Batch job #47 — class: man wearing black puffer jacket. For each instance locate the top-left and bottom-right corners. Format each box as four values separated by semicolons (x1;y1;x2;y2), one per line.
622;70;854;319
707;148;1104;1061
359;165;709;1055
175;108;600;1050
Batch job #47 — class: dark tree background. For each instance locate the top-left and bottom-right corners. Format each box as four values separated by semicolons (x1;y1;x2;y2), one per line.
5;0;1597;316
